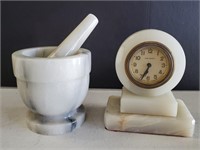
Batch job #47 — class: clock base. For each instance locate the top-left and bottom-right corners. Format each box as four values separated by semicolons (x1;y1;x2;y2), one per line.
120;87;178;117
104;96;195;137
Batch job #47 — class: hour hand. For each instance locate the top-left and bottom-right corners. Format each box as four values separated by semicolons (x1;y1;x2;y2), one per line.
141;63;151;80
141;70;148;80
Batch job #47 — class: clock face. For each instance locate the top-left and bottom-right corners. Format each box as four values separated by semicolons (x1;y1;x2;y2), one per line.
125;42;174;88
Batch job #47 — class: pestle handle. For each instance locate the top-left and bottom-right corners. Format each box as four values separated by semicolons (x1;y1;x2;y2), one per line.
48;14;98;58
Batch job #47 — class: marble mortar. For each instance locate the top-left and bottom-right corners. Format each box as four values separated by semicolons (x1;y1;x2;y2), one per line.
12;46;91;135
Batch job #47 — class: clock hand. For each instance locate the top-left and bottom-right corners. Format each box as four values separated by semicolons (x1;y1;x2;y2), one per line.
141;63;152;80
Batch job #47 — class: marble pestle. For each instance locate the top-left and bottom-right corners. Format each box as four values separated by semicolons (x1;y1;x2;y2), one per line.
48;14;98;58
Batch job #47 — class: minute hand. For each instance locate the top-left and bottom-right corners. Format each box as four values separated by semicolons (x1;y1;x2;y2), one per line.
141;63;152;80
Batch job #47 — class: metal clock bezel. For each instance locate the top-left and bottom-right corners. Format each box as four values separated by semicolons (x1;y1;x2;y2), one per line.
125;41;174;89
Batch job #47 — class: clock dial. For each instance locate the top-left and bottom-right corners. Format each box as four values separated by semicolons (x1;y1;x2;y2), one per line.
125;42;174;88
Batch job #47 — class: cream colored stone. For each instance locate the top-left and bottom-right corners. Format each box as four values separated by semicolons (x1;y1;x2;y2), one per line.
120;87;178;117
104;96;195;137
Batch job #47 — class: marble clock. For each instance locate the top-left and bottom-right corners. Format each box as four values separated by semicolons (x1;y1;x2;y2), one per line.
104;29;195;137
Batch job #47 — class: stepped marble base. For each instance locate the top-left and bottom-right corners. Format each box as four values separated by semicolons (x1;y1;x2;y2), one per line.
104;96;195;137
27;105;86;135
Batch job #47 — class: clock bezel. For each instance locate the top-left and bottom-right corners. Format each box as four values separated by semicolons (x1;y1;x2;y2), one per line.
125;41;174;89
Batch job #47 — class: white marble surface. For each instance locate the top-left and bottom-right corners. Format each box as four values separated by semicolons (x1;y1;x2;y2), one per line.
1;88;200;150
12;47;91;117
27;105;86;135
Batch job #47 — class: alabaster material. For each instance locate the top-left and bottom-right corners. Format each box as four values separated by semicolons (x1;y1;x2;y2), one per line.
120;87;178;117
12;47;91;134
104;96;195;137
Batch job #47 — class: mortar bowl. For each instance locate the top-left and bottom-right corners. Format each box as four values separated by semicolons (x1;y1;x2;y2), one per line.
12;46;91;135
